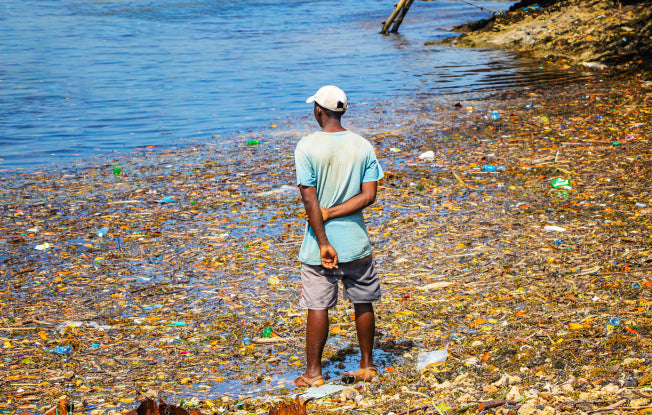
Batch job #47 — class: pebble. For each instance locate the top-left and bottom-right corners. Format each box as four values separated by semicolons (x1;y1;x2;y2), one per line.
506;386;523;402
340;387;360;402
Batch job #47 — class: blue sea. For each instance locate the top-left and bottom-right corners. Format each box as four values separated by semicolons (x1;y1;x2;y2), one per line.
0;0;583;170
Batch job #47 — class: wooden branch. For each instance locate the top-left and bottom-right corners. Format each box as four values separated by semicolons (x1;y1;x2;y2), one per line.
587;399;628;414
390;0;416;33
395;405;430;415
381;0;409;34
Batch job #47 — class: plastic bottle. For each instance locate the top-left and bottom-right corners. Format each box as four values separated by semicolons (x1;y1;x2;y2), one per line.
262;328;272;338
247;140;260;147
113;166;121;176
551;178;571;189
417;345;448;370
482;164;497;173
96;226;109;238
490;111;500;120
51;345;73;355
606;316;621;332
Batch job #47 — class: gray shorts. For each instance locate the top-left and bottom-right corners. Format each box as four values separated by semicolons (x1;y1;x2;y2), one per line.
299;255;381;310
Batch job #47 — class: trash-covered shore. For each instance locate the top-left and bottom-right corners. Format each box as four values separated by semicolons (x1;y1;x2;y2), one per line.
2;73;652;415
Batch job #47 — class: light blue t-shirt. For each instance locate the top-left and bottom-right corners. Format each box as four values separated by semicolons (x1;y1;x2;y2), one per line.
295;130;384;265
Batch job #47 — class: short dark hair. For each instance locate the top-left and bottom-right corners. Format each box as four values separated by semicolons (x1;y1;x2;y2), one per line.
316;103;345;120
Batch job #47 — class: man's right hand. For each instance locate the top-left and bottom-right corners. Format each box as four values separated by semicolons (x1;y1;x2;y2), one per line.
320;206;329;222
320;244;338;269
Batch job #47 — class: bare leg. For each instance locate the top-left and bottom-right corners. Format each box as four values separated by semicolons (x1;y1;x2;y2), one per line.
295;309;328;386
353;303;375;368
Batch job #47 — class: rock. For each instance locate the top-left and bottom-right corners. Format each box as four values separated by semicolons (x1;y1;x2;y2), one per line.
454;373;474;387
483;384;500;393
621;377;638;387
525;388;539;399
434;380;453;391
579;391;602;400
630;398;650;407
508;374;523;384
470;340;483;347
340;387;360;402
142;389;158;399
457;393;475;404
506;386;523;402
492;375;508;387
601;383;621;394
623;358;645;369
463;356;480;366
492;374;522;387
561;383;574;393
517;399;555;415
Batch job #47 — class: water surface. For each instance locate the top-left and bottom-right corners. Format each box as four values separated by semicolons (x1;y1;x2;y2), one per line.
0;0;588;169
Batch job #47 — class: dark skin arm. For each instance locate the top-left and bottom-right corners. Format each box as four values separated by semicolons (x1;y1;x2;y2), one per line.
299;184;338;269
320;181;377;222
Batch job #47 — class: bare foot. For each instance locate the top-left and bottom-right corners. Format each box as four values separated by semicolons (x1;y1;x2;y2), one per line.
341;366;377;384
293;374;325;387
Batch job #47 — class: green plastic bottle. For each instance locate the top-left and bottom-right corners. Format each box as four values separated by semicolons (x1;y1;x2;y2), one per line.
551;178;570;189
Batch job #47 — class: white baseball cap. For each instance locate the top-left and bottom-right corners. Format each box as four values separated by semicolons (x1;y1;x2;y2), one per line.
306;85;348;112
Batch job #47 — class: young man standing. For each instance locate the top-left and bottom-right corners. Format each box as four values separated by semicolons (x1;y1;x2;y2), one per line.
294;85;384;387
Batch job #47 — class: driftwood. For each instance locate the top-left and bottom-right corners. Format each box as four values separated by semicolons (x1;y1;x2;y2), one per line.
380;0;416;34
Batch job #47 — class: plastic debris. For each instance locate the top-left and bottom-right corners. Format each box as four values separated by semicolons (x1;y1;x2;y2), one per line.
1;70;651;415
50;345;73;355
294;384;346;400
417;345;449;370
418;150;435;160
551;177;571;189
255;185;296;197
544;225;566;232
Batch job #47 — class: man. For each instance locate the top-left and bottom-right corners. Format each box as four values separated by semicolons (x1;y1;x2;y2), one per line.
294;85;384;387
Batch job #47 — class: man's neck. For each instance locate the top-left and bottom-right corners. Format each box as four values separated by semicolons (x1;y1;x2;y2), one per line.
321;120;346;133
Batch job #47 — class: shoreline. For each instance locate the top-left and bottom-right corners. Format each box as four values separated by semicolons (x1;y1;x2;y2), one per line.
1;73;652;414
443;0;652;74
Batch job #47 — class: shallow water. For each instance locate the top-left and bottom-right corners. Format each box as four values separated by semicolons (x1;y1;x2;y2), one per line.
0;0;593;170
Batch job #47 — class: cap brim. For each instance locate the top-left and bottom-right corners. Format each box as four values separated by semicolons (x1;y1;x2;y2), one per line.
306;96;316;104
